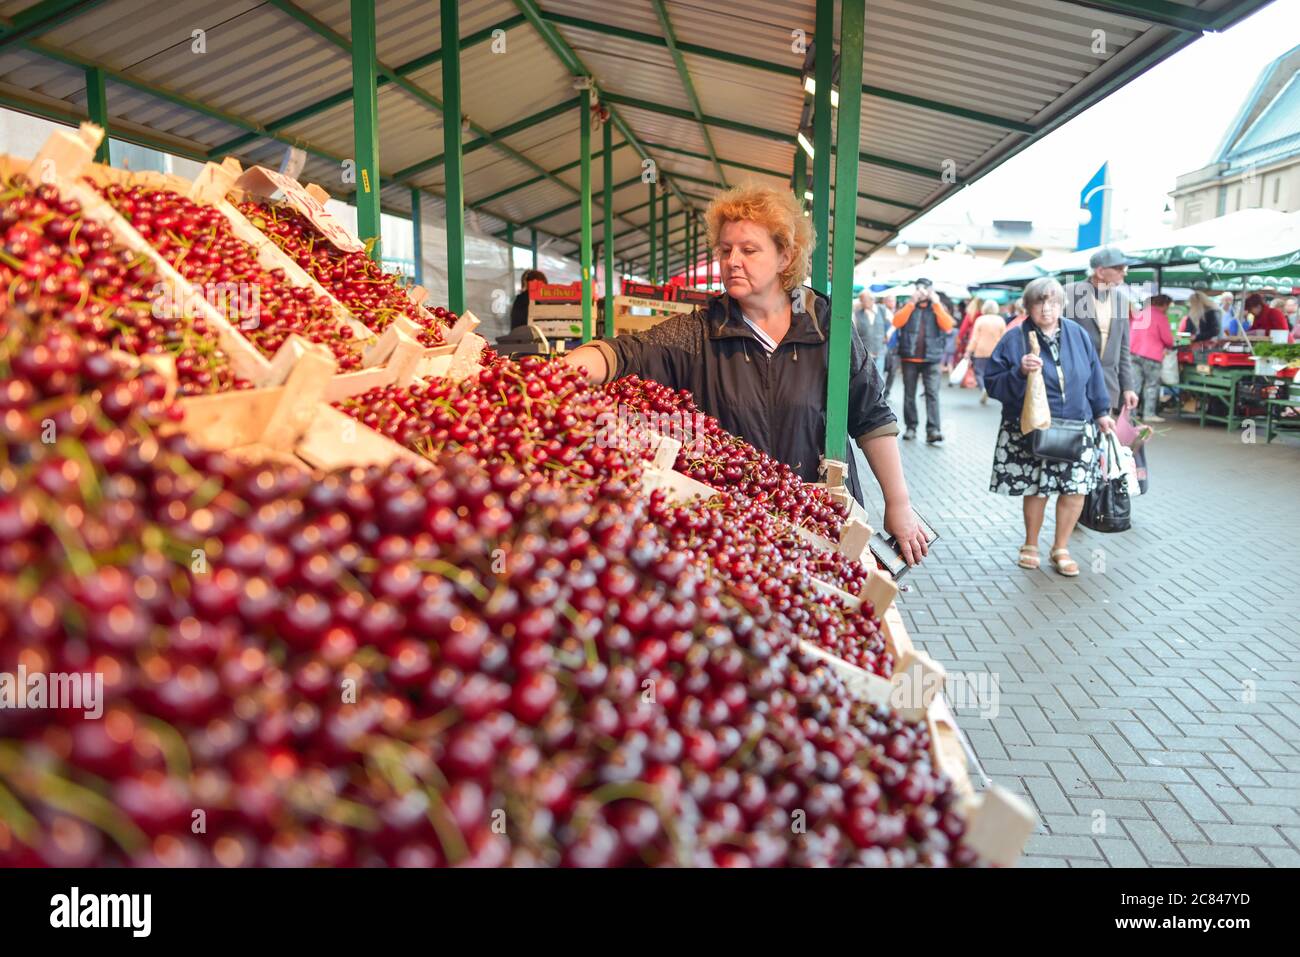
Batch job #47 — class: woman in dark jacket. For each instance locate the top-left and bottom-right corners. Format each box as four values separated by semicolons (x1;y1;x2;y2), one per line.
562;184;928;565
985;276;1115;577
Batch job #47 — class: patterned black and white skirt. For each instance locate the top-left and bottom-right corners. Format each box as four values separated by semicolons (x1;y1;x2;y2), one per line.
990;420;1101;497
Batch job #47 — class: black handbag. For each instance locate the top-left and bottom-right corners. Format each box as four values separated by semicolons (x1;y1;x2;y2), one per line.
1025;325;1088;463
1080;434;1132;532
1081;473;1132;532
1031;418;1088;463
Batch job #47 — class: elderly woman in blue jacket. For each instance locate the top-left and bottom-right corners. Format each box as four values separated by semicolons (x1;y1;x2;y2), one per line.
985;276;1115;577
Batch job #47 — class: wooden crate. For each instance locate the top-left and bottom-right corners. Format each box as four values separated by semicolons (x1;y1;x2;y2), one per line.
8;126;281;385
164;345;334;460
230;166;482;358
612;295;695;336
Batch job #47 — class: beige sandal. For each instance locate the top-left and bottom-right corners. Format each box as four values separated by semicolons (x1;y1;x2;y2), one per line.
1050;547;1079;577
1017;544;1040;569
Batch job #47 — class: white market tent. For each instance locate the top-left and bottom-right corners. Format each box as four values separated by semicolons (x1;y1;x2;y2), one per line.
1194;209;1300;277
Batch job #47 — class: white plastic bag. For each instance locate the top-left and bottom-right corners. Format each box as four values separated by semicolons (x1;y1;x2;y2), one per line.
948;357;970;387
1159;350;1180;386
1103;433;1141;496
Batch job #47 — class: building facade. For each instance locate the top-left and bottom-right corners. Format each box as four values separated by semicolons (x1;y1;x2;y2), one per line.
1172;44;1300;227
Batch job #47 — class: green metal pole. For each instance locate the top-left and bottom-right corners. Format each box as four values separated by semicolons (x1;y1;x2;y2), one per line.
825;0;864;462
351;0;382;260
685;214;691;286
505;221;514;297
660;191;669;284
84;65;109;164
411;186;424;286
579;88;593;343
648;179;656;284
602;118;615;337
793;141;807;212
811;0;834;294
530;229;538;269
440;0;465;311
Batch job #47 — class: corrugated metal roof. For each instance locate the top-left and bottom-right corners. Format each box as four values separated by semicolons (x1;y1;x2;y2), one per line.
0;0;1274;266
1231;72;1300;157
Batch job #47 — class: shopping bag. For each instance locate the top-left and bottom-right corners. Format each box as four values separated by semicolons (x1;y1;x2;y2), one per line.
949;357;970;387
1020;333;1051;433
962;362;977;389
1081;435;1132;532
1111;414;1148;495
1160;350;1180;386
1113;442;1141;496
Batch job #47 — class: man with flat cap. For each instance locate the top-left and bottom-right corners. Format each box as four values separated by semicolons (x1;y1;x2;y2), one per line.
1062;247;1139;414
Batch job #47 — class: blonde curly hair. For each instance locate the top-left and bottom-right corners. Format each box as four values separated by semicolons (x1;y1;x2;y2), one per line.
705;184;813;294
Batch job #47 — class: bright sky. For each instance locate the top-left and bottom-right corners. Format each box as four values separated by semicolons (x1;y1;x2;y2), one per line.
909;0;1299;242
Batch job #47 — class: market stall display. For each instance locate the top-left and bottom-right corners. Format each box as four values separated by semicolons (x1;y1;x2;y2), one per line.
0;128;1035;869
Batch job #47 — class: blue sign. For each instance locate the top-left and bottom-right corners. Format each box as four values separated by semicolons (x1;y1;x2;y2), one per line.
1077;162;1111;251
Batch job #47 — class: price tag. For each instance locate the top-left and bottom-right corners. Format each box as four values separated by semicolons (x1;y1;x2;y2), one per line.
235;166;366;254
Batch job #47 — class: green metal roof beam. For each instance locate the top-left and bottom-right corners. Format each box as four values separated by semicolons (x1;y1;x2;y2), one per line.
26;39;353;166
639;139;784;180
395;13;527;75
603;91;787;144
638;139;920;211
0;88;210;163
511;0;693;213
209;13;525;155
539;11;1034;135
495;173;644;232
861;82;1034;135
266;0;589;215
266;0;445;118
650;0;728;190
392;97;579;179
559;191;710;246
0;0;106;51
1056;0;1219;32
14;37;586;265
616;212;712;261
472;141;630;207
540;12;799;78
604;93;942;180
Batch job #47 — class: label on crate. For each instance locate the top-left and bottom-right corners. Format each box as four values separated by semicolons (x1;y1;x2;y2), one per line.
528;280;583;303
237;166;366;254
621;280;666;299
670;286;713;306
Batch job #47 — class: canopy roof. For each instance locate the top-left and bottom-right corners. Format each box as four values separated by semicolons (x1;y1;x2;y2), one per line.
0;0;1275;276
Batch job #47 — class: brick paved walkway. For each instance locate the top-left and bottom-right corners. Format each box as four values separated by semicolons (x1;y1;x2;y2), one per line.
851;378;1300;867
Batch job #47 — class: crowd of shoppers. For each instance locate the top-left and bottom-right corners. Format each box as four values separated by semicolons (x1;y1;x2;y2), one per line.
858;242;1295;578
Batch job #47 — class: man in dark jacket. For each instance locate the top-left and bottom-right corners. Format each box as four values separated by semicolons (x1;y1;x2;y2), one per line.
890;278;955;443
1062;248;1139;414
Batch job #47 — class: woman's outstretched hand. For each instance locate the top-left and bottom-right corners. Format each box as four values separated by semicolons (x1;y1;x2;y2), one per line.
884;503;928;567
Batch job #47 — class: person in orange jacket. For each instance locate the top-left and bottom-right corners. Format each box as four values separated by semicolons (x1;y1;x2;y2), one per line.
891;278;956;443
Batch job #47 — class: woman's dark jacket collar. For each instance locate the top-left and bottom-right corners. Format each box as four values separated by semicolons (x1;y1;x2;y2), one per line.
706;287;829;346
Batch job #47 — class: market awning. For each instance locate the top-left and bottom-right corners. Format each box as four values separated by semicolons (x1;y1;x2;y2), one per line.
1194;209;1300;276
1125;207;1290;265
0;0;1276;277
